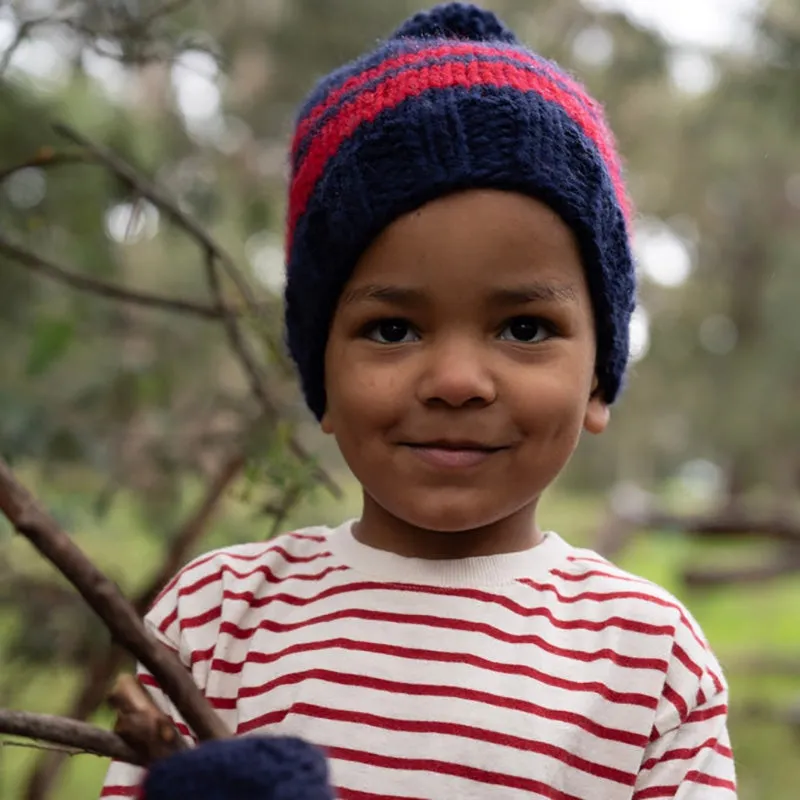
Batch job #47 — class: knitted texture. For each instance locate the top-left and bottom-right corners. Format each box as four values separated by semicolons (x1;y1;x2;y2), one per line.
142;737;333;800
284;3;636;420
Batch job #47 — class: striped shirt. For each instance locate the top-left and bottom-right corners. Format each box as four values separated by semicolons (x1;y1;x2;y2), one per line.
101;521;737;799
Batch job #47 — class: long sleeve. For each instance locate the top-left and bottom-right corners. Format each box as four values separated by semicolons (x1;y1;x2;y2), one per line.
633;608;737;798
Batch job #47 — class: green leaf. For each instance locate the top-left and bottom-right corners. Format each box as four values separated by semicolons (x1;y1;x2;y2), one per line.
26;318;75;376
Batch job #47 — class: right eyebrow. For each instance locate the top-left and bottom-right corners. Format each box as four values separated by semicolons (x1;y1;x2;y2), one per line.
340;284;426;307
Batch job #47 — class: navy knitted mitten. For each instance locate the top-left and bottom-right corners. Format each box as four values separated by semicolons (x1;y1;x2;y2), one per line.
142;736;334;800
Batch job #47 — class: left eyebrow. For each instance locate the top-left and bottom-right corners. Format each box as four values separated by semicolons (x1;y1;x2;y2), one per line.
489;283;578;305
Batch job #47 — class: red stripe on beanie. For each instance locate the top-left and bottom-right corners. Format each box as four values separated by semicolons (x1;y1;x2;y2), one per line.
293;41;607;157
288;59;630;251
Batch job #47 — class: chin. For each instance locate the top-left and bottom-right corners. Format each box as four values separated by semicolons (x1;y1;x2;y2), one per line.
389;497;513;534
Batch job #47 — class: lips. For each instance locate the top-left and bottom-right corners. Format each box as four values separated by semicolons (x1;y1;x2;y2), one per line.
401;440;507;469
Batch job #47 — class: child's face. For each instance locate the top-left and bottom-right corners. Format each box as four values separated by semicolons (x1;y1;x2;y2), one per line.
322;189;609;551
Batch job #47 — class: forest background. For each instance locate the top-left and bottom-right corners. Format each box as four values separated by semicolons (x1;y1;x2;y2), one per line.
0;0;799;798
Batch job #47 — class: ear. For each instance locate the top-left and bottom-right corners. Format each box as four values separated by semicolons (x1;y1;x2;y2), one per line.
320;409;334;435
584;378;610;435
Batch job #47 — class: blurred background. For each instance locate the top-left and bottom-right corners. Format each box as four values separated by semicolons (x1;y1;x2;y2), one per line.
0;0;798;797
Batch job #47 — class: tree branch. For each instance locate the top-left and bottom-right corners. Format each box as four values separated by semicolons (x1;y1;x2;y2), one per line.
203;249;342;499
53;123;260;313
23;450;246;799
108;675;187;763
0;17;38;76
134;449;248;613
0;150;93;184
0;235;231;321
0;711;142;765
627;509;800;545
0;456;231;743
684;552;800;588
44;124;341;498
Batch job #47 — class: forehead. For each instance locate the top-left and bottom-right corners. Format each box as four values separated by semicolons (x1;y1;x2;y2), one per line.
349;189;587;294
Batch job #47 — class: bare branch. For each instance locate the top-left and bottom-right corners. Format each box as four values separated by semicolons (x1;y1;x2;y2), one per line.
0;710;142;765
204;249;342;499
628;509;800;545
24;652;131;800
109;675;187;763
134;449;247;613
53;123;260;312
31;124;340;498
0;456;231;743
684;551;800;588
0;235;231;321
23;450;246;798
0;150;93;184
0;18;37;76
140;0;196;26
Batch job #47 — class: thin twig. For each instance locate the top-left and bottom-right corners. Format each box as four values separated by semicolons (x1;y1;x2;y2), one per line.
109;675;187;763
46;124;340;496
0;711;142;765
0;235;230;320
0;5;84;76
203;249;342;499
267;484;304;539
203;249;276;416
0;151;93;184
53;123;260;312
134;449;247;613
0;19;35;76
0;456;231;743
141;0;195;25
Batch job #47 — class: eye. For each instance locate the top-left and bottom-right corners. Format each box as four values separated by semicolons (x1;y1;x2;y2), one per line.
499;316;553;343
363;318;420;344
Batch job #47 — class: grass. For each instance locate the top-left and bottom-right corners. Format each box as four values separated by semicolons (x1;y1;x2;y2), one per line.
1;474;798;798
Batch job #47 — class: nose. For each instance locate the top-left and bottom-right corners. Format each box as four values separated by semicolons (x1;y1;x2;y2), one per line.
415;335;497;409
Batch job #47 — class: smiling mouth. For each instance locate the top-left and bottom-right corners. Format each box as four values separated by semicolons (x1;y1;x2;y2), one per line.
401;442;508;469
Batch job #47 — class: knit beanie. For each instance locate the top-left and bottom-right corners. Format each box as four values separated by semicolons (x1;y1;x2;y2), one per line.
142;736;333;800
284;2;636;420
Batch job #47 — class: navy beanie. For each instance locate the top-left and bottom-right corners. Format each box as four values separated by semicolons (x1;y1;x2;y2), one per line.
284;2;636;420
142;736;334;800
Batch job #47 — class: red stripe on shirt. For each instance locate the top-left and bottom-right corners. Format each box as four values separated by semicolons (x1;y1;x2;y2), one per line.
230;666;656;729
687;703;728;724
326;746;586;800
209;631;666;680
640;737;734;771
206;580;677;638
228;648;647;744
211;608;664;672
633;770;737;798
100;787;141;798
176;562;347;607
663;683;690;721
286;702;637;785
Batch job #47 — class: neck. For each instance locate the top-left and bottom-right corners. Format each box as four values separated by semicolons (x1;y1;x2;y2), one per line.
353;494;543;559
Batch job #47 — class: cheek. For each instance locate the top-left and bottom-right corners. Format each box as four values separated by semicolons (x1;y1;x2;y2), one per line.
513;368;590;434
326;354;408;429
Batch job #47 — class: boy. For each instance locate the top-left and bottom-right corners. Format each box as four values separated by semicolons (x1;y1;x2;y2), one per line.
102;4;737;798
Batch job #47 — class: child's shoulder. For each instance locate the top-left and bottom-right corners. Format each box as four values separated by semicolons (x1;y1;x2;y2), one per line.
546;537;714;652
556;541;682;600
149;524;342;611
